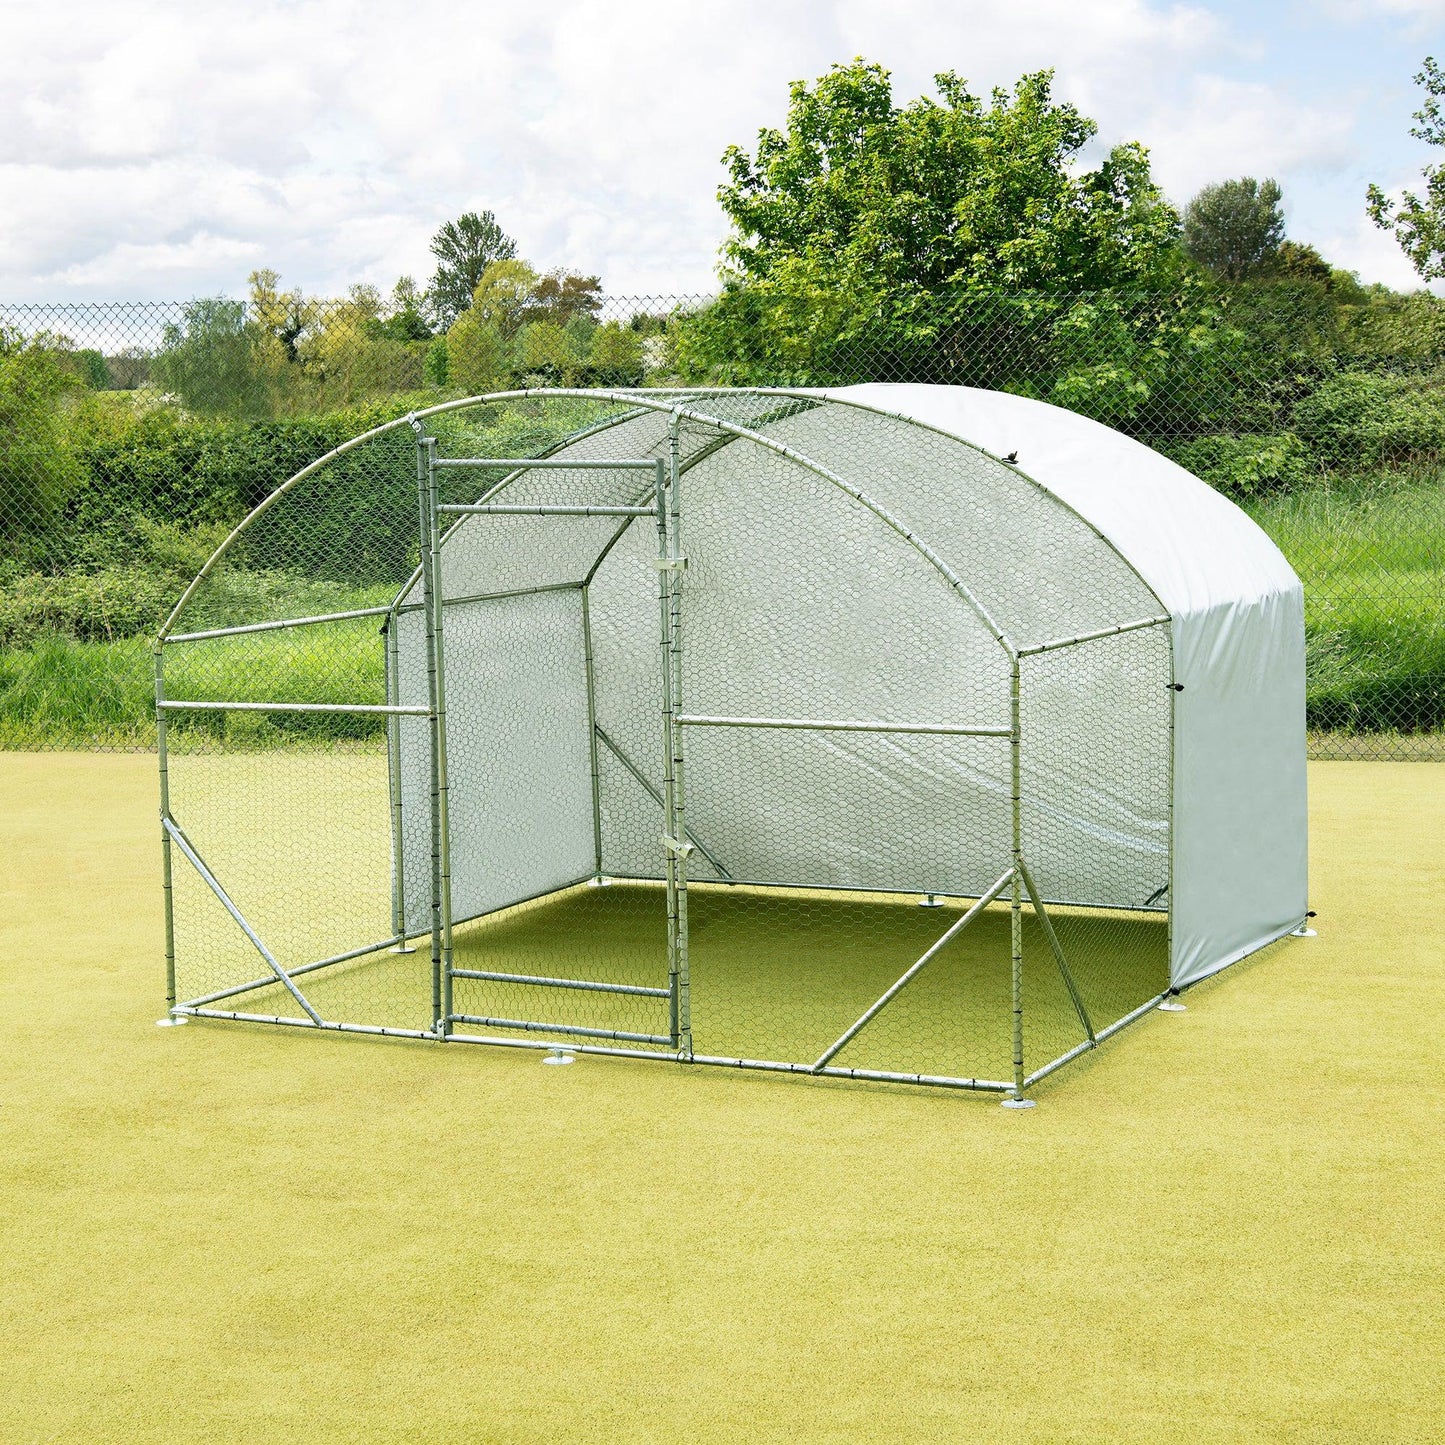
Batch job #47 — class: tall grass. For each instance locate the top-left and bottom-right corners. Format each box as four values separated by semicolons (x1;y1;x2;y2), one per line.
1246;466;1444;735
0;614;390;750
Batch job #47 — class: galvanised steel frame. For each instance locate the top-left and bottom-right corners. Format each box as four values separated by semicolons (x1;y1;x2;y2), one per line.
155;389;1177;1103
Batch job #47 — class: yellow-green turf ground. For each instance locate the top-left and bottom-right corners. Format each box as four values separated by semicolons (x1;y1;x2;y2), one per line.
1;754;1442;1444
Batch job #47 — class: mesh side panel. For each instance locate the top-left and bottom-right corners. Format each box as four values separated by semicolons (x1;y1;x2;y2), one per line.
685;884;1018;1084
659;427;1021;1079
751;402;1164;648
174;428;417;634
398;590;595;926
167;736;405;1026
680;728;1012;894
588;502;668;878
1018;625;1173;1070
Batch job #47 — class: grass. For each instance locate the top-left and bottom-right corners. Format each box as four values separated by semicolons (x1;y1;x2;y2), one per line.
1247;468;1445;738
0;609;391;750
1;752;1442;1442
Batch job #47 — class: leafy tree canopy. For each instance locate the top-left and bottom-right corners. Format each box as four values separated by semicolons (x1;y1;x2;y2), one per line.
427;210;518;327
716;60;1180;308
368;277;433;342
1271;240;1333;286
1182;177;1285;281
0;326;83;538
1368;56;1445;280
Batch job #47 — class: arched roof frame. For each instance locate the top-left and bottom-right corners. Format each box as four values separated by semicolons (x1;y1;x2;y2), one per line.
159;387;1172;659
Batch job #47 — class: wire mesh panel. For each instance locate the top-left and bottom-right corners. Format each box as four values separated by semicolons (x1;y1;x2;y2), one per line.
1017;625;1174;1076
648;428;1023;1083
160;425;430;1034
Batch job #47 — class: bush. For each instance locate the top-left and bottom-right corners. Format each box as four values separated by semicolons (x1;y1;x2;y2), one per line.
1168;432;1313;496
1292;370;1445;466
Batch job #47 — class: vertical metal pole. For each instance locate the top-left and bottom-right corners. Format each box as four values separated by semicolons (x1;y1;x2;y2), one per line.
1165;623;1177;996
581;585;604;881
426;435;455;1034
415;424;444;1035
384;614;409;948
1008;655;1027;1102
655;458;680;1046
667;415;693;1059
155;645;177;1015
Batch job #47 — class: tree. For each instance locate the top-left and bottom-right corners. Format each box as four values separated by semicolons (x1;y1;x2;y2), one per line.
247;268;312;363
716;62;1178;303
1182;178;1286;281
152;297;269;417
427;210;518;327
588;320;644;384
446;307;510;393
0;327;82;539
533;270;603;324
1368;56;1445;280
468;258;541;335
1270;240;1333;287
368;276;432;342
515;320;583;383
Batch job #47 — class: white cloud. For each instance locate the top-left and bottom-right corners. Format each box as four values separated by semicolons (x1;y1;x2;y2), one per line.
0;0;1424;299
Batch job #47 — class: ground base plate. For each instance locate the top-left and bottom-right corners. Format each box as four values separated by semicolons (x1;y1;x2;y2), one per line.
156;1016;188;1027
1000;1096;1036;1109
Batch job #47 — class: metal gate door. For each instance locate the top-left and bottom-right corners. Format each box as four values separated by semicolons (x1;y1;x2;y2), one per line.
414;428;691;1057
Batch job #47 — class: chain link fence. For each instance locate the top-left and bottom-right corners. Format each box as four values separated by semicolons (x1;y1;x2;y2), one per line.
2;287;1441;760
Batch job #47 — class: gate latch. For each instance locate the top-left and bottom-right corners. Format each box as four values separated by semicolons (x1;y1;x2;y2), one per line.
653;555;688;571
661;833;695;860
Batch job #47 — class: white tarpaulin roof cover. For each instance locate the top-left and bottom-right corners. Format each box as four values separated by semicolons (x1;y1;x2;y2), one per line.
389;383;1306;997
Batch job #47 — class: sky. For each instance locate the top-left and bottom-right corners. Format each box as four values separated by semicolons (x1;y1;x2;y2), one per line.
1;0;1443;304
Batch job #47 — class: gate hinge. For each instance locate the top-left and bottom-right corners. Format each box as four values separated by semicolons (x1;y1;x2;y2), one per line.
653;555;688;571
661;833;695;859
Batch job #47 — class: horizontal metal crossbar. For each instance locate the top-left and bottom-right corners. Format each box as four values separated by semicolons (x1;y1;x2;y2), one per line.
438;503;655;517
1016;614;1170;657
447;1015;673;1046
675;713;1012;738
432;457;662;470
174;1007;434;1040
165;605;393;644
179;935;405;1010
393;581;581;616
158;699;428;716
450;968;669;999
166;1010;1018;1090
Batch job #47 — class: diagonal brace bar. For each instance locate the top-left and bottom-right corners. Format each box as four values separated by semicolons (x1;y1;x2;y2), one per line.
162;817;324;1027
1016;857;1095;1042
811;866;1016;1073
594;724;733;881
